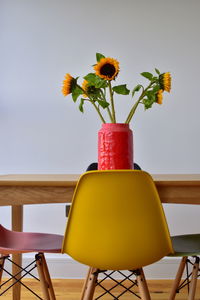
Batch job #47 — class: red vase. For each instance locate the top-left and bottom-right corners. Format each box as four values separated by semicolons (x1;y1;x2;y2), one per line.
98;123;133;170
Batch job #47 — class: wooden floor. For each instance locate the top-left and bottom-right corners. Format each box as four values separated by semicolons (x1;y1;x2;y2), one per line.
0;279;199;299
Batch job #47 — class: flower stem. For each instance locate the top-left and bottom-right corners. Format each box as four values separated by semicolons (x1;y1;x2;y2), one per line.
91;102;106;123
125;82;154;124
107;108;114;123
125;99;141;124
108;81;116;123
78;85;106;123
100;89;113;122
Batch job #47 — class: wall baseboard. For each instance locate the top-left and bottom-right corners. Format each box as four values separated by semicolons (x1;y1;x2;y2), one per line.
4;254;181;279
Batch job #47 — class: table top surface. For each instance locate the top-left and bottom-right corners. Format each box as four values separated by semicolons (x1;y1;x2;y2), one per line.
0;173;200;186
1;174;200;206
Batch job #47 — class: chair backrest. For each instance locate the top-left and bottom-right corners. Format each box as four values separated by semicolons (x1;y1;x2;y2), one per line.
86;162;141;171
62;170;173;270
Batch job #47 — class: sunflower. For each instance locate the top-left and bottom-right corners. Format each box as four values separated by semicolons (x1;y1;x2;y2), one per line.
82;80;100;98
62;73;74;96
156;89;163;105
159;72;171;92
82;80;89;97
94;57;119;81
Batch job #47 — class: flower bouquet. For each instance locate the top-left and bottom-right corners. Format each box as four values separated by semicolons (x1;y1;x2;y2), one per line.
62;52;171;124
62;53;171;169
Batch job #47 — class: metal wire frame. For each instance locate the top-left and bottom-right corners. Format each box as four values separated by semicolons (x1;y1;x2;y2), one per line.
93;269;141;300
174;256;200;294
0;253;44;299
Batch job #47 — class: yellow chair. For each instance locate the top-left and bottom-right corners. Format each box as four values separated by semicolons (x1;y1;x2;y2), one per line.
62;170;174;300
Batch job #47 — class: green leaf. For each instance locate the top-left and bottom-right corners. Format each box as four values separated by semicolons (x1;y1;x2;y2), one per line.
155;68;160;75
141;72;153;80
152;84;160;93
97;100;110;109
72;86;83;102
112;84;130;95
143;98;154;110
152;76;159;82
95;78;107;89
146;90;156;100
84;73;97;84
79;98;85;112
142;90;156;110
132;84;142;97
84;73;107;89
96;53;105;62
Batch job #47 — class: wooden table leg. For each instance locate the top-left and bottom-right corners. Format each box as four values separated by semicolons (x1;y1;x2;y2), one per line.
12;205;23;300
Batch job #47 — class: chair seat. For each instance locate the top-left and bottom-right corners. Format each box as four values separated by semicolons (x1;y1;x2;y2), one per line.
0;225;63;254
171;234;200;256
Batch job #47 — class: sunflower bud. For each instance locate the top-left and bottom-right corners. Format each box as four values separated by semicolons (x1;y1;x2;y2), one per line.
62;73;75;96
159;72;171;92
156;89;163;105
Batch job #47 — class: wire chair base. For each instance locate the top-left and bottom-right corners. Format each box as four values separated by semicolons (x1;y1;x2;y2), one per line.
93;269;141;300
175;256;200;294
0;253;48;300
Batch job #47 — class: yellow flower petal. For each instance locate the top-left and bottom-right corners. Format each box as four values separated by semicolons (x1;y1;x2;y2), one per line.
62;73;74;96
159;72;171;93
82;80;89;98
156;89;163;105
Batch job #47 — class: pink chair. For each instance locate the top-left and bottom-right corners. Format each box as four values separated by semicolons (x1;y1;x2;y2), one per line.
0;224;63;299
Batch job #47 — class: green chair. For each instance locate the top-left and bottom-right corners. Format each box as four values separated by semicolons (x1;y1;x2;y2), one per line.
169;235;200;300
62;170;173;300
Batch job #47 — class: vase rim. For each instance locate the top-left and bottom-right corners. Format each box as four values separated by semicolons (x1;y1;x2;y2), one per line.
101;123;130;128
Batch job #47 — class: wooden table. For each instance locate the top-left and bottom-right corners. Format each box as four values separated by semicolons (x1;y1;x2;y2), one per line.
1;173;200;300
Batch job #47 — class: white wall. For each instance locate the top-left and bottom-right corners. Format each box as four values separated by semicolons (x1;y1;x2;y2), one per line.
1;0;200;278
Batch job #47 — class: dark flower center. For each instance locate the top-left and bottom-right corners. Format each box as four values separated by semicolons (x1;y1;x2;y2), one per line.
100;63;116;77
70;78;77;92
88;86;97;94
159;74;164;89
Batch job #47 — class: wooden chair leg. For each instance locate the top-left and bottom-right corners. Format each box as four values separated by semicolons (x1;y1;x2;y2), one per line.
36;254;50;300
12;205;23;300
0;255;5;286
188;257;199;300
136;268;151;300
81;267;98;300
40;253;56;300
81;267;93;300
169;256;188;300
12;253;22;300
